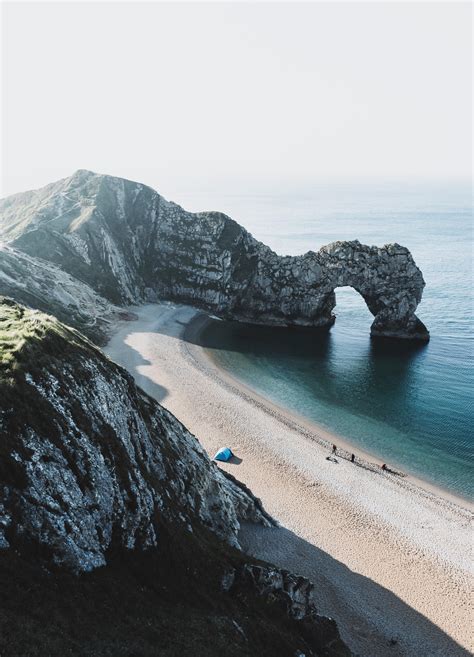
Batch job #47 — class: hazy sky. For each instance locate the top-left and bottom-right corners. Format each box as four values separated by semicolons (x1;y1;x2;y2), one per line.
1;1;472;199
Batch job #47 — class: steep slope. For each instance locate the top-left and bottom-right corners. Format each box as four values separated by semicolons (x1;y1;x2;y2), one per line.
0;170;429;340
0;297;271;570
0;244;121;344
0;298;350;657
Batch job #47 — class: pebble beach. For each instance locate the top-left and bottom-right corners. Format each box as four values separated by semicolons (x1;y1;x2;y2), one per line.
105;303;473;657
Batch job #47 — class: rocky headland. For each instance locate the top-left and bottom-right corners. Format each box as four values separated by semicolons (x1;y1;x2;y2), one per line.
0;244;122;345
0;170;429;341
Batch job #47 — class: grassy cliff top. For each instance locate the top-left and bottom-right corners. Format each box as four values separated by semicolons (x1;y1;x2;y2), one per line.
0;297;97;382
1;298;54;366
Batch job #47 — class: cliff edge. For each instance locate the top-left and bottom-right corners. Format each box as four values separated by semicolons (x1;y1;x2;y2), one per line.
0;298;350;657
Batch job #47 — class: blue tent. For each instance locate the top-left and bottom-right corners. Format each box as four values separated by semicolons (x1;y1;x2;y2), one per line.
214;447;233;462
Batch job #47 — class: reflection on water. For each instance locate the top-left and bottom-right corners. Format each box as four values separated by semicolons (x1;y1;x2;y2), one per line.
181;181;473;500
199;289;473;500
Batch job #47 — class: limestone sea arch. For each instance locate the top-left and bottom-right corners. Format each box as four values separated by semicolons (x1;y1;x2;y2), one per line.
0;170;429;341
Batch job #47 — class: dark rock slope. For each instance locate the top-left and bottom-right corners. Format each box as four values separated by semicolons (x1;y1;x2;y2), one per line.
0;298;350;657
0;298;271;571
0;170;429;340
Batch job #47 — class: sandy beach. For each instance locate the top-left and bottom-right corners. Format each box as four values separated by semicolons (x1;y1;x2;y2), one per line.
105;303;473;657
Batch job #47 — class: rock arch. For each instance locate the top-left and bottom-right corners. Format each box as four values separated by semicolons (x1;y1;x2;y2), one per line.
1;172;429;342
146;215;430;341
172;235;430;342
315;241;429;341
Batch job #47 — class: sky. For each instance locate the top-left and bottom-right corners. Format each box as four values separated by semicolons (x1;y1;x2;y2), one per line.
1;1;472;200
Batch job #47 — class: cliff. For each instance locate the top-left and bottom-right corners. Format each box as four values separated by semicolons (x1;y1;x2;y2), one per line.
0;298;350;656
0;170;429;340
0;244;122;344
0;298;271;570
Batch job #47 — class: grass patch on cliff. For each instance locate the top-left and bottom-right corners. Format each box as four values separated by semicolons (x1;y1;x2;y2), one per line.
0;297;96;381
0;299;48;370
1;299;59;370
0;297;111;489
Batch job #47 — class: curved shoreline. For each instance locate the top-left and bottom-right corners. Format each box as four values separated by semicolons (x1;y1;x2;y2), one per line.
105;302;473;657
183;312;472;511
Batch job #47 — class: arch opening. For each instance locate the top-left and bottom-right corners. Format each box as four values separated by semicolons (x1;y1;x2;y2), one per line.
332;285;374;332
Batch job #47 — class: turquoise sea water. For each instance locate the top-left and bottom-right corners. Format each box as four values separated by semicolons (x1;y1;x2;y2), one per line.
180;182;473;500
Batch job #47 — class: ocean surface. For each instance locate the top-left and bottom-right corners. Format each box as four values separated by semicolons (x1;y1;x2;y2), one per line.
179;182;473;500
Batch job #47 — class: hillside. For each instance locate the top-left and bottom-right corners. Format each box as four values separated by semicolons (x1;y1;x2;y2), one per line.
0;298;350;657
0;244;122;344
0;170;428;340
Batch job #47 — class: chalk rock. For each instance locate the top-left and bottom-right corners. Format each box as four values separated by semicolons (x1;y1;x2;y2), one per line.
0;244;121;344
0;170;429;340
0;298;272;572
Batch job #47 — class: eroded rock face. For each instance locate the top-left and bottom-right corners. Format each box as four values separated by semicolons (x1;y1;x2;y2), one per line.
231;564;349;655
0;170;429;340
230;564;318;621
0;245;121;344
0;299;272;572
0;299;352;655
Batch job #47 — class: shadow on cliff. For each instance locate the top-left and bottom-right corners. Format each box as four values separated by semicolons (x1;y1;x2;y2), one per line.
0;520;348;657
239;523;470;657
106;333;168;403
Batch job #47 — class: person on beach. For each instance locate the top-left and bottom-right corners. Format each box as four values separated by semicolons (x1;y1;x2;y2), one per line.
381;463;387;471
326;444;338;463
351;453;355;463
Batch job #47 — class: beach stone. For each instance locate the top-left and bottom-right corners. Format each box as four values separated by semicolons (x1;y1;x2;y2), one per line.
0;169;429;341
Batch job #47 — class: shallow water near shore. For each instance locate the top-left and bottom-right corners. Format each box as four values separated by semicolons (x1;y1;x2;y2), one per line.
180;181;473;500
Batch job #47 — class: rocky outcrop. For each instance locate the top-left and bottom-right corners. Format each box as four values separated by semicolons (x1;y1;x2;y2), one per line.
0;298;350;656
0;245;122;344
0;170;429;340
227;563;324;621
0;298;272;571
231;564;347;654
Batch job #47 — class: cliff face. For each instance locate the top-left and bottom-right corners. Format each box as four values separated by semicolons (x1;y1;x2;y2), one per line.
0;245;121;344
0;298;271;571
0;298;350;656
0;170;429;340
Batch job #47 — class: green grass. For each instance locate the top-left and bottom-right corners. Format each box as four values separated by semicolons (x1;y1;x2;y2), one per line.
0;297;106;472
0;300;53;370
0;296;96;380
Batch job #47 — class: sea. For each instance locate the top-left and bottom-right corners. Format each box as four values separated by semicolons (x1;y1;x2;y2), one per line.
178;181;473;501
